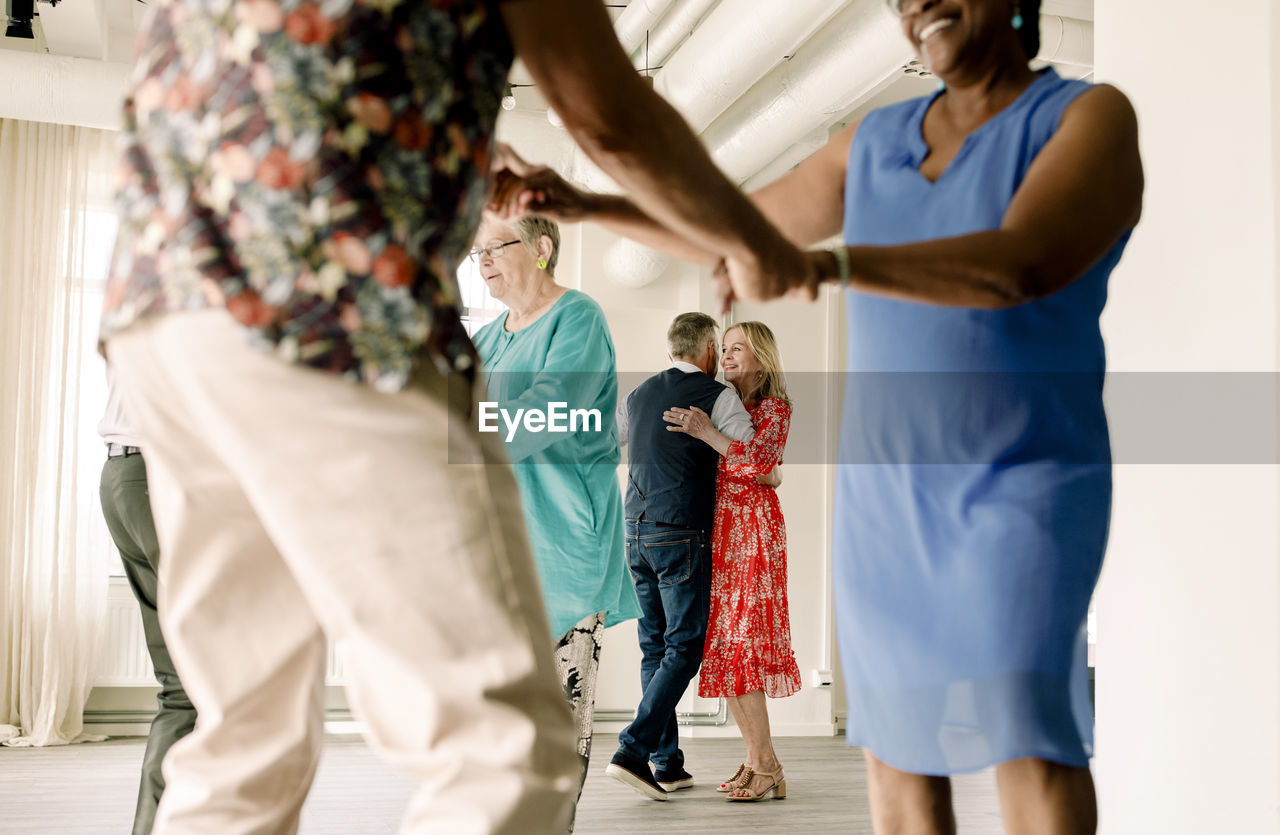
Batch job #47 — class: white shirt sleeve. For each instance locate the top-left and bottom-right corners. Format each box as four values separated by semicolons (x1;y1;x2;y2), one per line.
710;387;755;443
616;389;631;448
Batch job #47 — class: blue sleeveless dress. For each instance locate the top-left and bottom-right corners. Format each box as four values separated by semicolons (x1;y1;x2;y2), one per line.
835;69;1132;774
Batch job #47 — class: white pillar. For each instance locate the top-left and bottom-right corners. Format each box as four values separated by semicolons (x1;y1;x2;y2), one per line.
1093;3;1280;833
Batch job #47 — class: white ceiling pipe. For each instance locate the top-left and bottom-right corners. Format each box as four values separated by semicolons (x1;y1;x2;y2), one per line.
634;0;720;72
700;0;911;183
654;0;850;134
613;0;678;56
1037;16;1093;67
576;0;854;190
510;0;683;87
739;127;830;192
1041;0;1093;22
496;109;577;173
570;2;908;276
566;145;623;195
0;52;131;130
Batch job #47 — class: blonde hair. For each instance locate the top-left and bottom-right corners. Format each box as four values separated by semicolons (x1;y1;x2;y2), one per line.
726;321;791;407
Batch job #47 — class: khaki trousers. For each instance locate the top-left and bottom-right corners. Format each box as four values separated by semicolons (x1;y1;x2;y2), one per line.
107;311;577;835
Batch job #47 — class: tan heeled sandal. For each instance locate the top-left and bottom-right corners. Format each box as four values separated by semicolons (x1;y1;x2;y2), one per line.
726;765;786;801
716;763;748;793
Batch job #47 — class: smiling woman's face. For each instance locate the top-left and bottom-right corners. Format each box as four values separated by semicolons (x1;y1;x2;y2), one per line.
721;327;760;384
892;0;1017;77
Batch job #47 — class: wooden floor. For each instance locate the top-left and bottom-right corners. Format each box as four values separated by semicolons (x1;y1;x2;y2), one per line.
0;733;1004;833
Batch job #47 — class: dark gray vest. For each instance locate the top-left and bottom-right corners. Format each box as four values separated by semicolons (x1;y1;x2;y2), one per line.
624;367;726;531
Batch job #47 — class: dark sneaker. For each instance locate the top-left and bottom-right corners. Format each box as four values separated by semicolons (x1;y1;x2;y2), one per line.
606;752;669;801
654;767;695;792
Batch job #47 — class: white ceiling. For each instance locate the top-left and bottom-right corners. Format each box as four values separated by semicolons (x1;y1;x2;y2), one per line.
503;0;1094;190
1;0;139;61
1;0;1094;188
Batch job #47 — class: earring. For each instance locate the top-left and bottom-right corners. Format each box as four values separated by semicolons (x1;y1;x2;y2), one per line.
537;258;548;270
1011;11;1023;29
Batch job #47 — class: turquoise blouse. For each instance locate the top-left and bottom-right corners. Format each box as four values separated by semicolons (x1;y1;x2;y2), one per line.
473;290;640;639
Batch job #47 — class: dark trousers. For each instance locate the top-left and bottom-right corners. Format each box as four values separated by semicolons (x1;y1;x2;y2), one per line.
615;520;711;773
100;452;196;835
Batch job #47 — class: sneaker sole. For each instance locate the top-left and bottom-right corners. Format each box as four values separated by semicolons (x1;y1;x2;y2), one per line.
606;763;669;801
657;778;695;791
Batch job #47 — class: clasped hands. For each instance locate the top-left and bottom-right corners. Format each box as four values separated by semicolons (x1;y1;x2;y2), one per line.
487;143;826;313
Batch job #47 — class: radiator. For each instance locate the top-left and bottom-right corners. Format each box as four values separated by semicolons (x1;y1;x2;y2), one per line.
99;579;348;686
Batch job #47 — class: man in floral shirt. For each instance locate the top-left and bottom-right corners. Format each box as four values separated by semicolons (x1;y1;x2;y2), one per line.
103;0;814;831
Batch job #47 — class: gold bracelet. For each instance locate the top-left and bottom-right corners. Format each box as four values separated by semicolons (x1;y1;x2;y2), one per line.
828;245;852;288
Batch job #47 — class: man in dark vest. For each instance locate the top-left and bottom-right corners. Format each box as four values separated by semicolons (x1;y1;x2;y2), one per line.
605;312;756;800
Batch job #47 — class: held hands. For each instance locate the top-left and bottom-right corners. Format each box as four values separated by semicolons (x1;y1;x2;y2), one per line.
488;144;830;311
663;405;713;441
714;247;826;315
488;143;592;222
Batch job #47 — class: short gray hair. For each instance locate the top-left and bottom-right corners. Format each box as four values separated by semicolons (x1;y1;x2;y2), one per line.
515;215;560;275
667;312;717;359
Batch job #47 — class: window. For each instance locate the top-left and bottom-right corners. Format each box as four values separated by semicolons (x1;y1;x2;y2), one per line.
457;256;504;335
66;207;123;576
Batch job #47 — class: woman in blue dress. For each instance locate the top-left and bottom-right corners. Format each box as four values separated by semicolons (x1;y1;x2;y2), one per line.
470;213;640;830
489;1;1142;831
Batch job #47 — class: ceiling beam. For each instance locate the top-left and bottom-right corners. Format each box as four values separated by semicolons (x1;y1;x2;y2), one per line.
0;51;129;129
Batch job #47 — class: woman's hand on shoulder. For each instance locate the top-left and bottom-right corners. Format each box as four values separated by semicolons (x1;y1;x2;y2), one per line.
663;405;713;441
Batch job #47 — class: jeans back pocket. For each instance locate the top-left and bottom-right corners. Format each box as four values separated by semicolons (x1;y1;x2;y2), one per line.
646;538;694;586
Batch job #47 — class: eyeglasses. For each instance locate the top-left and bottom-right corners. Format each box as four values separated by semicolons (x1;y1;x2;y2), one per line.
884;0;912;16
468;239;521;262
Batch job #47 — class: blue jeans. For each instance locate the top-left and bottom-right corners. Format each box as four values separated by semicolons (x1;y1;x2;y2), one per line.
616;520;711;773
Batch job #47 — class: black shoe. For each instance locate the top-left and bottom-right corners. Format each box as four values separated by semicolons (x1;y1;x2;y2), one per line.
654;767;695;792
606;752;669;801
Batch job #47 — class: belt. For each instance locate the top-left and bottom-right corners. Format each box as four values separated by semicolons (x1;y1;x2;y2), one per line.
634;518;693;529
106;443;142;458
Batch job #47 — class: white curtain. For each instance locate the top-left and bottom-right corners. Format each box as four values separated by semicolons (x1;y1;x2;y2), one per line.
0;119;116;746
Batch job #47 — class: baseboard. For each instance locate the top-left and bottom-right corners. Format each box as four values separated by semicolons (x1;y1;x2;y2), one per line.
83;685;355;737
679;721;837;738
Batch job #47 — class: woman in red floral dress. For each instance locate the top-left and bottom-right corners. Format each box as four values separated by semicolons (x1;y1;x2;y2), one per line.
664;320;801;803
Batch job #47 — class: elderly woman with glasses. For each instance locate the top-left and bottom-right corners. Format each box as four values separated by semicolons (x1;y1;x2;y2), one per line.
469;213;639;828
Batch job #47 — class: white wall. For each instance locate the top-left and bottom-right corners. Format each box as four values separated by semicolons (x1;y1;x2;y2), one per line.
1093;3;1280;832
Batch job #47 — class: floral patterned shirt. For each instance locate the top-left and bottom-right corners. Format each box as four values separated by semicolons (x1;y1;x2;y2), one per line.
101;0;514;391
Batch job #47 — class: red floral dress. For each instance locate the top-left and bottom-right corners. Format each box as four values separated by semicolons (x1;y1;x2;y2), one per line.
698;397;802;699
